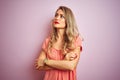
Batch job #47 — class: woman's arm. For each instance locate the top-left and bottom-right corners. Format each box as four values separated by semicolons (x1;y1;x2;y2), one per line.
35;50;54;71
44;47;81;70
37;65;53;71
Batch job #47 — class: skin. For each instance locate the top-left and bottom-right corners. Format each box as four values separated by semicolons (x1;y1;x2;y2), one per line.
53;9;66;29
35;9;81;71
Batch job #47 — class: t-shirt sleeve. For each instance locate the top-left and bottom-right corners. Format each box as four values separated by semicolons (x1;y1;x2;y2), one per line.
42;37;50;53
74;36;83;51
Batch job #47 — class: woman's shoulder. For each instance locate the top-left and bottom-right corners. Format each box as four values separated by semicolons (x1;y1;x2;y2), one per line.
42;36;51;52
44;35;51;43
75;35;83;51
74;35;82;42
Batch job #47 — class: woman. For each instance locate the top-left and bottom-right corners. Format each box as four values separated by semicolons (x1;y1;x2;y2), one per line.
35;6;83;80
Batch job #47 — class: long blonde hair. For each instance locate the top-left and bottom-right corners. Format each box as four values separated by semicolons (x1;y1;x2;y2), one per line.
48;6;81;54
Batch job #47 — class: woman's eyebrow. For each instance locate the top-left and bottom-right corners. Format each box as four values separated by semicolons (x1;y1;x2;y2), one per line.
56;12;64;16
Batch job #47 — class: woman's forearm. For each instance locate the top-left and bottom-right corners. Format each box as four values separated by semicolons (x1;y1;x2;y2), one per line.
38;65;54;71
44;59;76;70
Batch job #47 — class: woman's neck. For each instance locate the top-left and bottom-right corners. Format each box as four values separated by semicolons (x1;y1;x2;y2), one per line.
57;28;65;40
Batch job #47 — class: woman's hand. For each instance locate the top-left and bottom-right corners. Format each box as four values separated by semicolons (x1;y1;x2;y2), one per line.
64;52;77;61
35;58;44;70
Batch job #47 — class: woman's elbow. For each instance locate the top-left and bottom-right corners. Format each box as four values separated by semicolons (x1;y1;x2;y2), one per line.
68;63;76;71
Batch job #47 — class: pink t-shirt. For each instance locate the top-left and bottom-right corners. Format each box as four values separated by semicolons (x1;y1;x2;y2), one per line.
42;36;82;80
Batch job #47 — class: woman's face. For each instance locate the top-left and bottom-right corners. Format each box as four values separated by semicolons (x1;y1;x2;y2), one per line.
53;9;66;29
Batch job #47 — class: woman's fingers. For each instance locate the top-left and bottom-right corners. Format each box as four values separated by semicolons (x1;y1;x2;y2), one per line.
70;57;74;61
71;53;77;57
35;58;44;70
69;53;77;60
34;63;37;66
34;59;39;69
35;65;39;69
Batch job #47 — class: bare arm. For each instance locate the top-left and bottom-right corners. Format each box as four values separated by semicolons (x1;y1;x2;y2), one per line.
44;47;81;70
35;50;53;71
37;65;53;71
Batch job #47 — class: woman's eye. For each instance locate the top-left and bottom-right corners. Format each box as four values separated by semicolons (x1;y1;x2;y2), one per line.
55;13;58;17
54;13;65;19
60;15;65;18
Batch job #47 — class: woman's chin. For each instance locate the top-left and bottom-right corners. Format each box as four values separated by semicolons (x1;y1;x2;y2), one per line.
53;26;65;29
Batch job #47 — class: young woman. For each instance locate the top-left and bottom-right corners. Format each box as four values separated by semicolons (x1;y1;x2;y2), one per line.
35;6;83;80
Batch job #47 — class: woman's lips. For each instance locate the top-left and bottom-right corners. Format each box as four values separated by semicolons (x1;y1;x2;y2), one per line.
54;21;59;24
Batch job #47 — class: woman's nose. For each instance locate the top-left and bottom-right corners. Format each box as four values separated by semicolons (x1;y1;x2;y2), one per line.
55;15;60;19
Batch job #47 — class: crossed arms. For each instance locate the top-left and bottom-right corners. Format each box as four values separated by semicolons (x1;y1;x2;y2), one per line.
35;47;81;71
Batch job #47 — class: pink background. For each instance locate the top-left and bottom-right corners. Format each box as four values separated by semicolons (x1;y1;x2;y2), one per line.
0;0;120;80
